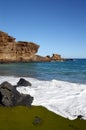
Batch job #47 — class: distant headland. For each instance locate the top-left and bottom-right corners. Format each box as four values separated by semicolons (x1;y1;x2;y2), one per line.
0;31;73;63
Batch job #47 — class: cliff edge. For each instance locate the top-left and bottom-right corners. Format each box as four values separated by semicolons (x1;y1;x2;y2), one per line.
0;31;39;62
0;31;65;62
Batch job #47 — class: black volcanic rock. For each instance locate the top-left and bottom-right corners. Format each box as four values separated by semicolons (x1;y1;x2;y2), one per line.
16;94;33;106
77;115;83;119
0;81;33;107
17;78;32;87
0;81;18;93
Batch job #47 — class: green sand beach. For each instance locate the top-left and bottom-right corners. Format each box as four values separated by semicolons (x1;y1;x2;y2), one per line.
0;0;86;129
0;106;86;130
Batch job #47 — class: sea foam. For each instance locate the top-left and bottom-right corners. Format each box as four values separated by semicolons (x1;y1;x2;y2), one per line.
0;76;86;120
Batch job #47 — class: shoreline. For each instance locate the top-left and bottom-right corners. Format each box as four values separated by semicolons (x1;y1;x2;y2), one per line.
0;76;86;120
0;106;86;130
0;58;74;64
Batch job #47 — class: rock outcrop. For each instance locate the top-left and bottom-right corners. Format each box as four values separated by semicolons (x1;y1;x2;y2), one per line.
0;30;66;62
51;54;62;61
0;31;39;63
0;80;33;107
30;55;51;62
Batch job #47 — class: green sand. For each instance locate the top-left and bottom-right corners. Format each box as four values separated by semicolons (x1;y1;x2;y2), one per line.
0;106;86;130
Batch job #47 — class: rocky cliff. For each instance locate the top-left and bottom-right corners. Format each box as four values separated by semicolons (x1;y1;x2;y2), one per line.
0;31;64;63
0;31;39;62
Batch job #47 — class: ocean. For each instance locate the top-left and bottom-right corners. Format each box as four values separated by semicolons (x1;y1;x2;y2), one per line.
0;59;86;120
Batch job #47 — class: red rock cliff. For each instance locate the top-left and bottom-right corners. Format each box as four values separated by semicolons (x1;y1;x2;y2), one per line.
0;31;39;62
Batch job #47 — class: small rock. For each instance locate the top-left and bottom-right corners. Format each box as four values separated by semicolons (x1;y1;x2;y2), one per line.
32;116;42;126
17;78;32;87
77;115;83;119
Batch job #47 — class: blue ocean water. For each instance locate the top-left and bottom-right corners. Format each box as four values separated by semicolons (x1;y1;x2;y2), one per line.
0;59;86;84
0;59;86;119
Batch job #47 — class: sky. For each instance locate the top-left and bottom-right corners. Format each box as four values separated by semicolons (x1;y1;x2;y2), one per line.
0;0;86;58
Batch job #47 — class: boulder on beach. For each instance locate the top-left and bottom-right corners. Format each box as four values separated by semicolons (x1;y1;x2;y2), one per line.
0;81;33;107
17;78;32;87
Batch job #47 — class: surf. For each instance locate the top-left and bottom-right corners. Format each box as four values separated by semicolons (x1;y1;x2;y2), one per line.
0;76;86;120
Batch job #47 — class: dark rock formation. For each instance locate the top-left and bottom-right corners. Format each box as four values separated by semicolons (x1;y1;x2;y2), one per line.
0;81;33;107
17;78;32;87
77;115;83;119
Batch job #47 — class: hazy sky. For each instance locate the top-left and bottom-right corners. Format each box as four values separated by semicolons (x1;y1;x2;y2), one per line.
0;0;86;58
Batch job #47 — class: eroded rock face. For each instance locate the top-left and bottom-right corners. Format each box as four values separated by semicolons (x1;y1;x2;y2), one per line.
0;31;15;43
0;31;39;62
30;55;51;62
0;31;64;62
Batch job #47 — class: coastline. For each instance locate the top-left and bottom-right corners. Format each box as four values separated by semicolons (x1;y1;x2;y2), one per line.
0;60;86;129
0;76;86;120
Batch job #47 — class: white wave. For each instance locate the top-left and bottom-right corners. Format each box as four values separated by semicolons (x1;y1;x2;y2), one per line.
0;76;86;120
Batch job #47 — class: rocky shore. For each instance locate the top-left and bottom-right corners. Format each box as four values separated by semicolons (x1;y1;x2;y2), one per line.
0;78;33;107
0;78;84;121
0;31;72;63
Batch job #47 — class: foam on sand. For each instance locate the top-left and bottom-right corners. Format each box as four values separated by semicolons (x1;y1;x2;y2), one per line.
0;76;86;120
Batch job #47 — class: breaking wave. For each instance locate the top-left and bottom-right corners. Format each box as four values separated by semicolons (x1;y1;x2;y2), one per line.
0;76;86;120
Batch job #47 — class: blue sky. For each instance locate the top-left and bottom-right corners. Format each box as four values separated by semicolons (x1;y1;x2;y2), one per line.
0;0;86;58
